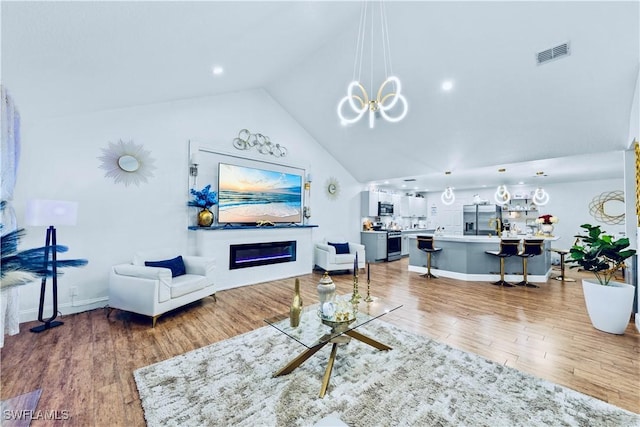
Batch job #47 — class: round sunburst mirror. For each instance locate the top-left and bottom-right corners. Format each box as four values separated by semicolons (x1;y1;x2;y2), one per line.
98;139;156;187
326;177;340;200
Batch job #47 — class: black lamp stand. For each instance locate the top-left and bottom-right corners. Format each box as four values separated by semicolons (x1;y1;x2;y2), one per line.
30;226;63;333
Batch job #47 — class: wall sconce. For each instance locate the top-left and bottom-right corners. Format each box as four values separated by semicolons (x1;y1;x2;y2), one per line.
303;173;312;223
494;184;511;205
190;152;199;177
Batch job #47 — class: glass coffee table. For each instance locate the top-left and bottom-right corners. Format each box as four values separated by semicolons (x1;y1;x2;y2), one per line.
264;295;402;398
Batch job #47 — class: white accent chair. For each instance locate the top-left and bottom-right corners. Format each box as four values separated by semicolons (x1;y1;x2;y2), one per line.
314;240;365;273
108;249;216;327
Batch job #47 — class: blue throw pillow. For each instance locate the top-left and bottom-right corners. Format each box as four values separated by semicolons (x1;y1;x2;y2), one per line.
328;242;350;255
145;255;187;277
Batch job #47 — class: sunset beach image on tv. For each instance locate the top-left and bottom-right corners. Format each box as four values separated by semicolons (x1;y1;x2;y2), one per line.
218;163;303;224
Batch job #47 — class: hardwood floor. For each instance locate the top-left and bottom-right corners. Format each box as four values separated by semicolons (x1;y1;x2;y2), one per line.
1;258;638;425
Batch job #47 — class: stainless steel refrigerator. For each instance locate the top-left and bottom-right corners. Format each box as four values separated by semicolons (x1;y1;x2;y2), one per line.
463;204;502;235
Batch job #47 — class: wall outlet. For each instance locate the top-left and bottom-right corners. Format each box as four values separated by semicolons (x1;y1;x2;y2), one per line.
70;286;78;297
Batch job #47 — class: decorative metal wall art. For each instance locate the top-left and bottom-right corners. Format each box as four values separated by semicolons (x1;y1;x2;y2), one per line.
589;190;625;225
232;129;287;157
98;139;156;187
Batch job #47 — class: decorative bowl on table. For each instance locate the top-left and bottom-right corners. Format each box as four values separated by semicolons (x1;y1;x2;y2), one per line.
320;301;357;330
321;316;356;332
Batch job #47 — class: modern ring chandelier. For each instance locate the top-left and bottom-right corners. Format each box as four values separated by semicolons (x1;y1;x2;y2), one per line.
337;0;408;128
441;187;455;205
532;187;550;206
494;184;511;205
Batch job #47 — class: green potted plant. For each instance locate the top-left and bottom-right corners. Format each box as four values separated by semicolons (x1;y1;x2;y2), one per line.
566;224;636;334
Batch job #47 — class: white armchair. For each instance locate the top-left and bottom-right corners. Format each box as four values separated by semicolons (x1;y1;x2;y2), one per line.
108;249;216;327
314;240;365;273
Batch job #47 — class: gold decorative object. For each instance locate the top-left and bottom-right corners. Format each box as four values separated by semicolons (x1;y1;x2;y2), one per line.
289;278;302;328
350;272;361;304
364;263;373;303
197;208;214;227
256;220;275;227
589;191;625;225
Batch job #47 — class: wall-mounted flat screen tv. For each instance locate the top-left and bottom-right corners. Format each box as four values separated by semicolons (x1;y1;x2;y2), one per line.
218;162;303;224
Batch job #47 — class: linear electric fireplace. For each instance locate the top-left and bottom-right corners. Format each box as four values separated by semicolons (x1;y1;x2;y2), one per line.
229;240;297;270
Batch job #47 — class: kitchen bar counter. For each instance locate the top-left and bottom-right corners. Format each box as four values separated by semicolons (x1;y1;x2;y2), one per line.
408;234;559;283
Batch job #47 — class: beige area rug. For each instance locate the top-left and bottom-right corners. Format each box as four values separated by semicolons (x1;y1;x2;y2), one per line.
134;321;639;426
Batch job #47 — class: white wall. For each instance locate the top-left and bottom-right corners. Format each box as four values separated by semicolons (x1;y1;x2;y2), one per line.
626;66;639;323
424;179;626;253
13;89;361;322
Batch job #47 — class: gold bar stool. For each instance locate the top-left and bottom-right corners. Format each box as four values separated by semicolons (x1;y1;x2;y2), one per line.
417;236;442;279
516;239;544;288
550;248;576;282
485;239;520;287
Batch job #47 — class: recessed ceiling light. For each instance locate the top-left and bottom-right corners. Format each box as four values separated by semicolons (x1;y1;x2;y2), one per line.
518;181;524;185
212;65;224;76
445;171;452;175
442;80;454;91
536;171;544;175
401;184;407;188
498;168;506;172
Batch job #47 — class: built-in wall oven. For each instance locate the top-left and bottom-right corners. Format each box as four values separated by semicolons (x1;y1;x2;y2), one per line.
378;202;394;216
386;231;402;261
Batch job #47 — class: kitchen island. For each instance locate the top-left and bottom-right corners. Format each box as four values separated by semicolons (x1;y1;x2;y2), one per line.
408;234;559;283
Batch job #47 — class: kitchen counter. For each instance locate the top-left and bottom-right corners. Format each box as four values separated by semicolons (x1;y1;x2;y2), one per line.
407;234;558;282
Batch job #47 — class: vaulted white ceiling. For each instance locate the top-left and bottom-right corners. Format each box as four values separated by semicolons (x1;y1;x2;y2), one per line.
2;1;638;192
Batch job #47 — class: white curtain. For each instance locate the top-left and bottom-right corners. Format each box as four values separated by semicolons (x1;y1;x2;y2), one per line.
1;85;22;347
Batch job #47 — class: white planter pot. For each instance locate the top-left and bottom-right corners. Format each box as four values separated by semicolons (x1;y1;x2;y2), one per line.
582;279;635;335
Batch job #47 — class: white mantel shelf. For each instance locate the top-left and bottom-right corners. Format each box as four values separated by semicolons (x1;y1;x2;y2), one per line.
188;224;318;231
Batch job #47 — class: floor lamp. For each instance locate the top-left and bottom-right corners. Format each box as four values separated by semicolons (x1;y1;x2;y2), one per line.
25;199;78;333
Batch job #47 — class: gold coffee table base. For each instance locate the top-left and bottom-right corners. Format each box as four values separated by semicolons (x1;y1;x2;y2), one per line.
273;329;392;398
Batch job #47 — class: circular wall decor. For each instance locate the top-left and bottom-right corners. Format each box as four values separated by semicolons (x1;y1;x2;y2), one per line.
588;190;625;225
325;177;340;200
98;139;156;187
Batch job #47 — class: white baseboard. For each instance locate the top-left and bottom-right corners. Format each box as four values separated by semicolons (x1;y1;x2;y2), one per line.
19;296;109;323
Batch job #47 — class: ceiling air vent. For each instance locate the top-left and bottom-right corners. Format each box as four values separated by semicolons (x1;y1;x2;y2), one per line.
536;42;570;65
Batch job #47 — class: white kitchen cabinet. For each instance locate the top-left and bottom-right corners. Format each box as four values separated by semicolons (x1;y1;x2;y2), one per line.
400;196;410;216
378;192;393;204
361;191;379;217
408;197;427;217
